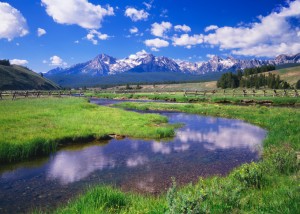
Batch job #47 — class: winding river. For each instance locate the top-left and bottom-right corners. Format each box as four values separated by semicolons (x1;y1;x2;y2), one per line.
0;99;266;213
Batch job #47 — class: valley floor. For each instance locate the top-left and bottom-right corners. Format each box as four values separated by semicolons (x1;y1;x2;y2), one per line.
0;97;299;213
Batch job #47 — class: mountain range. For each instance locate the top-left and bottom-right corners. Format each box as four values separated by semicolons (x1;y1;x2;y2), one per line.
45;51;300;87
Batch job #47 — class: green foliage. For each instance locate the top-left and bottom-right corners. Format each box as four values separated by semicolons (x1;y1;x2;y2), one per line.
231;162;264;188
0;98;175;162
296;80;300;89
217;72;239;89
167;179;207;214
55;186;167;214
0;59;10;66
217;65;290;89
243;65;276;76
263;144;299;174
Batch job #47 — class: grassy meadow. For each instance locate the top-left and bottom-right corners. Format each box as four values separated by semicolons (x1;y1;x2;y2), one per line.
53;101;300;213
1;96;299;213
0;97;175;162
88;91;300;106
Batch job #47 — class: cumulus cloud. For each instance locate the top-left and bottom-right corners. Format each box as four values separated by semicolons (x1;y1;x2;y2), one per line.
129;26;139;34
125;7;149;22
144;38;169;49
151;21;172;38
204;25;218;32
0;2;29;41
41;0;114;29
49;55;67;67
10;59;28;66
203;0;300;57
174;24;191;32
37;28;46;37
172;34;204;48
86;29;109;45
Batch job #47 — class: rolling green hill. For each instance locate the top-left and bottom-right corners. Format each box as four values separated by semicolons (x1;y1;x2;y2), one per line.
271;65;300;86
0;65;60;90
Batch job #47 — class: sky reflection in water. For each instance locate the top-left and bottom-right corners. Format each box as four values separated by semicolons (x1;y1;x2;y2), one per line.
46;112;265;185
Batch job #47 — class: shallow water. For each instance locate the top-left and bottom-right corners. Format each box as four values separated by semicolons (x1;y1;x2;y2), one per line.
0;99;266;213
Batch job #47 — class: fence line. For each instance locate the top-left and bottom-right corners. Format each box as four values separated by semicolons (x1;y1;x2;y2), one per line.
0;89;299;100
0;90;84;100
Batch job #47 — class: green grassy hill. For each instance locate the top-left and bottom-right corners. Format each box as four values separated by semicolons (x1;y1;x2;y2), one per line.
0;65;60;90
271;65;300;86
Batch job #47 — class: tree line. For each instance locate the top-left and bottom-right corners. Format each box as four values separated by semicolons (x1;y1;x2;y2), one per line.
0;59;11;66
217;65;295;89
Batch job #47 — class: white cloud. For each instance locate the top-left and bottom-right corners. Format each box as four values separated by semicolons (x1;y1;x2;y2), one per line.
129;50;148;59
172;34;204;48
86;29;109;45
10;59;28;66
203;0;300;57
174;24;191;32
0;2;29;41
143;1;153;10
49;55;67;67
37;28;47;37
42;60;48;64
74;40;79;44
206;54;215;59
204;25;218;32
151;21;172;38
129;27;139;34
41;0;114;29
144;38;169;48
125;7;149;22
151;47;159;52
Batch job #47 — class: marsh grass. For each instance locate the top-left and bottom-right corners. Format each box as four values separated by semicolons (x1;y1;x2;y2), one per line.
0;98;175;162
53;186;167;214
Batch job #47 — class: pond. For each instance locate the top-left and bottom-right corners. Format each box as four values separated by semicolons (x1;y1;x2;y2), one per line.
0;99;266;213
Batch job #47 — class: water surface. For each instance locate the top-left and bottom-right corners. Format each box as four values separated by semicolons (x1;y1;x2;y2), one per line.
0;99;266;213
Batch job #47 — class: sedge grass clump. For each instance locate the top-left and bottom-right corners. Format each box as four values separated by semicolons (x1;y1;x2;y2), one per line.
166;178;207;214
231;162;264;189
263;144;299;175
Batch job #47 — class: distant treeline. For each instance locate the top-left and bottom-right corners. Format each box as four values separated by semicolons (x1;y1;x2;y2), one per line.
0;59;10;66
217;65;292;89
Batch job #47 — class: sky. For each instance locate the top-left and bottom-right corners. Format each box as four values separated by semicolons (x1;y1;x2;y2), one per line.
0;0;300;73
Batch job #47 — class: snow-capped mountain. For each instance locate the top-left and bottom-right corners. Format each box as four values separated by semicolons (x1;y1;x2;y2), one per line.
46;51;300;77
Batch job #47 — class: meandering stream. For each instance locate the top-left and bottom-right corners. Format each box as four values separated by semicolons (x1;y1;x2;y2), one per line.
0;99;266;213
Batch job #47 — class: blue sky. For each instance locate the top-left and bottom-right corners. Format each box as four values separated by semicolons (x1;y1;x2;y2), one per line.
0;0;300;73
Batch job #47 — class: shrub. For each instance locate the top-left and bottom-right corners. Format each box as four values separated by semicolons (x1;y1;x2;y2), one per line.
166;178;207;214
263;144;299;175
231;162;264;188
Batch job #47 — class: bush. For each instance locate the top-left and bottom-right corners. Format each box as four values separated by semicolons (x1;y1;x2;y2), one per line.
166;178;207;214
263;144;299;175
231;162;264;188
